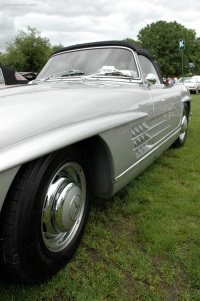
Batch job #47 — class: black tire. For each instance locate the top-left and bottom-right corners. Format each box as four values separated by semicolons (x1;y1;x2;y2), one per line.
173;103;188;148
0;147;91;284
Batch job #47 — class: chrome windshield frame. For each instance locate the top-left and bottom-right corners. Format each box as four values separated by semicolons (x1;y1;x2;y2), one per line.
36;46;142;82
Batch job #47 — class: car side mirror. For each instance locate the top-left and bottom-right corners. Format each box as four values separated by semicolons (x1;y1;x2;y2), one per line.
146;73;157;85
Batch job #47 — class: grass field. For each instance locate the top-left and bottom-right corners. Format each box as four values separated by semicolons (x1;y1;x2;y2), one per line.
0;94;200;301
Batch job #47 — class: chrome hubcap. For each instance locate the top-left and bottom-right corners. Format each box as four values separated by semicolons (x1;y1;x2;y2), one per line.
42;162;86;252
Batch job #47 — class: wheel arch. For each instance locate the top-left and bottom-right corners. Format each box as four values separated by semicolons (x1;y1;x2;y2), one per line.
74;136;114;198
0;135;113;214
184;100;191;120
182;96;191;121
0;166;20;212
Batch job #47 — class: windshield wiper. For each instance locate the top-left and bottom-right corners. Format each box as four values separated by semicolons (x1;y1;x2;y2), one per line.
60;70;85;77
32;70;85;83
45;70;85;80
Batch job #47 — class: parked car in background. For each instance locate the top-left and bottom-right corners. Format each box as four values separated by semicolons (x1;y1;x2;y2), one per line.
18;71;37;81
193;75;200;85
0;40;191;284
0;65;28;86
178;76;200;94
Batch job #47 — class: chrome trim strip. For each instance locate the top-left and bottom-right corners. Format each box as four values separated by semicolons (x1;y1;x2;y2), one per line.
131;118;168;142
152;125;171;137
131;131;150;141
152;118;167;128
131;123;171;151
132;137;152;151
114;128;180;182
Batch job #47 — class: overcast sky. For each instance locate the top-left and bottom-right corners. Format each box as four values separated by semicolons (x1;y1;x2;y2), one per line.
0;0;200;53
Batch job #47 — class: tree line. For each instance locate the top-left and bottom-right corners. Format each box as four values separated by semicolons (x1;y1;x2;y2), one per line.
125;20;200;78
0;27;64;74
1;21;200;77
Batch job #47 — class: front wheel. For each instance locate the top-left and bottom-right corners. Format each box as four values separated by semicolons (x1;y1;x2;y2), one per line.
0;147;91;284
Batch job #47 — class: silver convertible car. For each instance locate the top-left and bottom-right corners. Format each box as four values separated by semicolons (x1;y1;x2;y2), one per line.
0;41;191;284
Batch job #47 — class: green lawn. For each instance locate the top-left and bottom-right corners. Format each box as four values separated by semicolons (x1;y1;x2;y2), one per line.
1;94;200;301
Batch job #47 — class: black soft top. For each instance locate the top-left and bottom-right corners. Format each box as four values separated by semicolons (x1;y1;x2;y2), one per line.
51;40;162;81
52;40;152;59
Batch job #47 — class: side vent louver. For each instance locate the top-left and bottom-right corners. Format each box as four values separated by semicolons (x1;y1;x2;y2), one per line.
131;122;153;158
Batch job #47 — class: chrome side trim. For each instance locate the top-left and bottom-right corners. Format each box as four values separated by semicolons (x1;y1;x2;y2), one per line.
114;128;180;182
131;117;171;159
152;125;171;137
152;118;167;129
132;136;152;152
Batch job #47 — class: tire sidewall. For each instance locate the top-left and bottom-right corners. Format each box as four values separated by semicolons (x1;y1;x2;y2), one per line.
18;147;90;280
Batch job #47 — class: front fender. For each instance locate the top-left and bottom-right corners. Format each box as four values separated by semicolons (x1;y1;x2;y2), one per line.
181;91;192;120
0;112;147;173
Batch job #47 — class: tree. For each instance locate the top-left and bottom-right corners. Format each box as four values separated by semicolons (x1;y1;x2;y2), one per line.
137;21;200;77
2;27;52;73
124;38;142;48
0;52;5;65
51;43;65;53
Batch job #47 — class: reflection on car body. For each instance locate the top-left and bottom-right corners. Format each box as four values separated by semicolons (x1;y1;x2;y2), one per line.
0;40;191;284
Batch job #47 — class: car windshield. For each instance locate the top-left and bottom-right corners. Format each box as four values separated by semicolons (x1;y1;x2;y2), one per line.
36;47;139;80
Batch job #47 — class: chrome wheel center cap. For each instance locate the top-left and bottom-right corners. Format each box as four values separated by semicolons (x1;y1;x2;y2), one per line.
69;194;81;221
54;183;82;232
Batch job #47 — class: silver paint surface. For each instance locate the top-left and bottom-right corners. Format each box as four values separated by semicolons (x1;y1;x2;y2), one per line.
0;48;191;211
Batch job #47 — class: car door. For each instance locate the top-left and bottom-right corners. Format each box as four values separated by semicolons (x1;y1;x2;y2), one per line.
138;54;181;146
97;83;154;196
149;84;182;145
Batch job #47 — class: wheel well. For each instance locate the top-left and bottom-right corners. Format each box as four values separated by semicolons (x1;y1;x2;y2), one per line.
184;101;191;120
74;136;113;198
0;136;113;214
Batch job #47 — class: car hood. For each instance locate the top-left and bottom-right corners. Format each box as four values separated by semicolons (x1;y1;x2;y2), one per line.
0;80;150;171
183;82;195;87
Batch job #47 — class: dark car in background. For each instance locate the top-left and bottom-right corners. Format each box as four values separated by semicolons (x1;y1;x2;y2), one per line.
0;65;28;86
18;71;37;81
